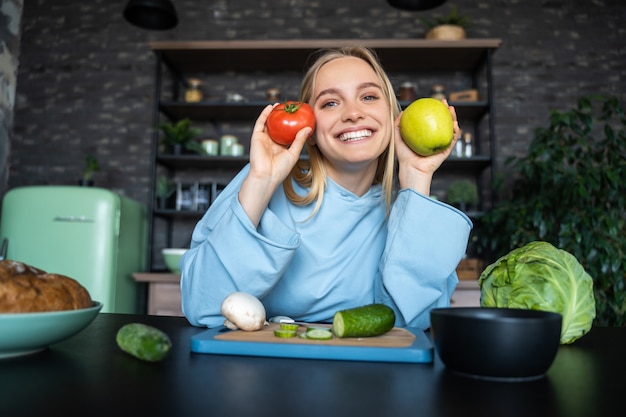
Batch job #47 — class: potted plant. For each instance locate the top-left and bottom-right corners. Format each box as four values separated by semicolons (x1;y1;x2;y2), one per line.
80;154;101;186
446;179;478;211
422;6;469;40
158;118;203;155
155;175;176;209
474;95;626;327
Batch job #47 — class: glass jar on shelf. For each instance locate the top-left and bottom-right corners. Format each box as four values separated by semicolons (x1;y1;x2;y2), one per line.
184;78;203;103
463;133;473;157
219;135;238;156
430;84;447;101
398;82;417;102
454;137;464;157
266;88;281;102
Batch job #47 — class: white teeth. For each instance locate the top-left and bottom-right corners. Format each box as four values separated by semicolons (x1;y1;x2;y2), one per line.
339;129;372;142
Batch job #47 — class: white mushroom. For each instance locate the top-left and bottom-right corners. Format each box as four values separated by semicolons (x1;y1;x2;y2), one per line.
220;292;268;331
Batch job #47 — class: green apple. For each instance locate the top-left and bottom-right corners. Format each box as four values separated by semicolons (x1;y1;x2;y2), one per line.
399;98;454;156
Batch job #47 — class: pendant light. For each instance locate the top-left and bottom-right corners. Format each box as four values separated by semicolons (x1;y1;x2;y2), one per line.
123;0;178;31
386;0;447;11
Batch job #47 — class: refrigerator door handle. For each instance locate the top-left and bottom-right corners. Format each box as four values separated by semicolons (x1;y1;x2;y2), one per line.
53;216;95;223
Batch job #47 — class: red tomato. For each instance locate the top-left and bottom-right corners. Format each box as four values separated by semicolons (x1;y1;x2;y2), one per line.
266;101;316;146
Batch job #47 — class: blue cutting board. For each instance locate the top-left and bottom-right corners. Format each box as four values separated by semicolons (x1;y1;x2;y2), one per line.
190;323;433;363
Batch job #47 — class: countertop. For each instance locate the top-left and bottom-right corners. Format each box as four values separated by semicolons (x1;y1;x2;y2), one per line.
1;313;624;417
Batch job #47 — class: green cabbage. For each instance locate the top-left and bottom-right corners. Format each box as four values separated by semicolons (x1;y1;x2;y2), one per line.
478;241;596;344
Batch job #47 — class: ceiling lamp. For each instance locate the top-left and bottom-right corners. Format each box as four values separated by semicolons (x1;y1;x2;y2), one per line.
386;0;447;11
123;0;179;31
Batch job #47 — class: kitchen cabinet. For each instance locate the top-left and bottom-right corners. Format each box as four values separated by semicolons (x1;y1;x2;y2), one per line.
141;39;500;314
452;258;482;307
133;273;182;316
134;268;478;318
450;280;481;307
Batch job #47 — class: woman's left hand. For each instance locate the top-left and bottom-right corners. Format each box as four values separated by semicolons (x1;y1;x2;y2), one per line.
394;100;461;194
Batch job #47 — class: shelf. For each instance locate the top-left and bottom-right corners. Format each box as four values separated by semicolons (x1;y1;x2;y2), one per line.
154;209;205;219
157;154;248;169
160;101;489;123
151;39;502;73
160;102;267;122
462;102;489;120
157;153;489;172
156;208;485;222
147;38;501;274
133;273;183;316
438;155;491;174
133;272;180;283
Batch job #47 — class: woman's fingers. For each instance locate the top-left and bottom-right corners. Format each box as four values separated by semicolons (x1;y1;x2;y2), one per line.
252;104;276;134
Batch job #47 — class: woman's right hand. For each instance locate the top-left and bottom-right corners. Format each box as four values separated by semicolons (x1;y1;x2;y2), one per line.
238;104;313;227
248;104;311;185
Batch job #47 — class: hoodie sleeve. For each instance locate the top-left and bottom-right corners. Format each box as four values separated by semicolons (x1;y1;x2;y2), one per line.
377;189;473;330
179;166;301;327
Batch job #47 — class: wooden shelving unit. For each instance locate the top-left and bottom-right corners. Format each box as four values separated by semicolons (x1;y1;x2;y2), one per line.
141;39;501;314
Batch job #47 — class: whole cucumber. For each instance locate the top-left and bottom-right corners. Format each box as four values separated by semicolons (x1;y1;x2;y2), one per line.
333;304;396;338
116;323;172;362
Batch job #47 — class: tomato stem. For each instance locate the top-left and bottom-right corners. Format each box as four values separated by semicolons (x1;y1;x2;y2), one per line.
283;102;302;113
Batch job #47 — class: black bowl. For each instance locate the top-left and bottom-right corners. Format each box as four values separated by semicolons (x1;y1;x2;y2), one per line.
430;307;562;381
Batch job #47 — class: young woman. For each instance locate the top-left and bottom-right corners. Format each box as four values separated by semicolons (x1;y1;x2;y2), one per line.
180;46;472;329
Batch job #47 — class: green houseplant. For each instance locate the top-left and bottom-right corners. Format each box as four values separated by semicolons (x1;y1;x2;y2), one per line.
155;175;176;209
422;6;469;40
80;154;101;186
445;179;478;211
158;118;203;154
474;95;626;327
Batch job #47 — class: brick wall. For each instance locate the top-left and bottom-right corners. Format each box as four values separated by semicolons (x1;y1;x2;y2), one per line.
0;0;22;198
9;0;626;205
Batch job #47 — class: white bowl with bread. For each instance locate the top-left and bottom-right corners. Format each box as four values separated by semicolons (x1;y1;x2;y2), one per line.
0;260;102;358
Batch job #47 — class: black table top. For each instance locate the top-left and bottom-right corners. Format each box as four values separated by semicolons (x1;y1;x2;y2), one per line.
1;313;624;417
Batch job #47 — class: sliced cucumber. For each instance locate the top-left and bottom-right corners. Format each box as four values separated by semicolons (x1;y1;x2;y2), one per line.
279;323;300;331
333;304;395;338
305;328;333;340
274;329;297;338
306;326;329;333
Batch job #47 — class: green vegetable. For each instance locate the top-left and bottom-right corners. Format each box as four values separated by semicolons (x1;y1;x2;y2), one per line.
298;326;331;339
306;326;329;333
116;323;172;362
478;241;596;344
274;329;297;338
333;304;395;338
279;323;299;331
305;328;333;340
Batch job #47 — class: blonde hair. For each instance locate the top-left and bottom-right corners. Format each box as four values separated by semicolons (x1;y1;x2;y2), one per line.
283;46;401;216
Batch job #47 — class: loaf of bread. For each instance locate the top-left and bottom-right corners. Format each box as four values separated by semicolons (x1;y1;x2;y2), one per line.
0;260;93;313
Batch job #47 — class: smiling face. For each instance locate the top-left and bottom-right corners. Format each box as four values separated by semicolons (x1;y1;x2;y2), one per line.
309;56;392;182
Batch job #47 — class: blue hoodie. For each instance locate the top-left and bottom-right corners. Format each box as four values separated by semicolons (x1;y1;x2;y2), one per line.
180;164;472;330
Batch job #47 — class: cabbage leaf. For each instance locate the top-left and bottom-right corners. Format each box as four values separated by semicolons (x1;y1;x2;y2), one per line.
478;241;596;344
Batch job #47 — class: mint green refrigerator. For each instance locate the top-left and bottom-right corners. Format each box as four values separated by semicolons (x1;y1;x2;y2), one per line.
0;186;147;313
